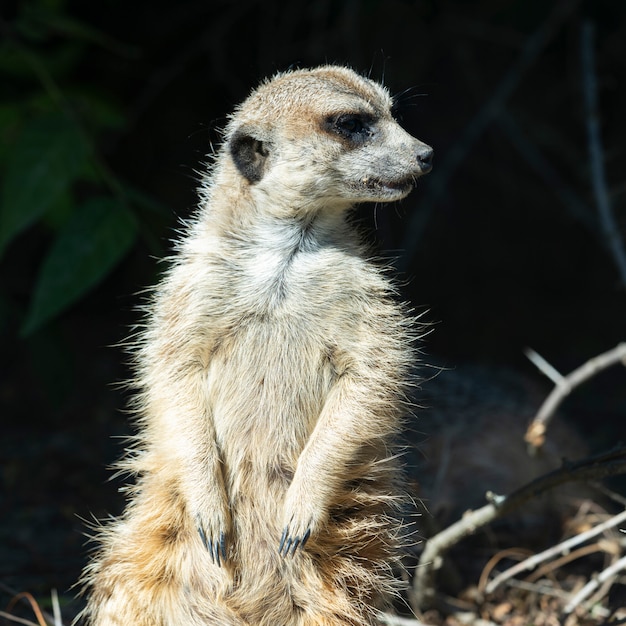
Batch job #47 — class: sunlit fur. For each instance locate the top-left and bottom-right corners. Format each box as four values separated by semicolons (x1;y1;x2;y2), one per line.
79;66;432;626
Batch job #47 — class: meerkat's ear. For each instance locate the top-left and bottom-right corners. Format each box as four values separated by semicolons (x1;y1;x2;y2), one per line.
229;127;270;184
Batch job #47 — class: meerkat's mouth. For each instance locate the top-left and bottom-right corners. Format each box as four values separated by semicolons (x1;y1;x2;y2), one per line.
355;175;415;198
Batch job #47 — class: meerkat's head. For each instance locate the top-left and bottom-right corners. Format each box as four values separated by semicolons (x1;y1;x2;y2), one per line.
223;66;432;215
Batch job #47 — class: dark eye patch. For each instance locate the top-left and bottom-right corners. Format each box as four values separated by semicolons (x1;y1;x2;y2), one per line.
325;112;374;142
336;114;365;134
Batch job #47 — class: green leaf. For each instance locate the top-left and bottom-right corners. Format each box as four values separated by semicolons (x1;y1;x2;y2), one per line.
72;89;126;130
21;197;138;336
21;3;138;58
0;37;82;79
0;111;90;257
41;188;74;229
0;104;23;164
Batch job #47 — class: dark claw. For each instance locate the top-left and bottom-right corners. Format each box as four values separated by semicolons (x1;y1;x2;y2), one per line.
219;532;227;561
279;526;311;557
197;524;209;550
279;527;288;555
279;531;294;557
284;536;293;557
290;538;300;556
213;539;221;567
197;519;226;566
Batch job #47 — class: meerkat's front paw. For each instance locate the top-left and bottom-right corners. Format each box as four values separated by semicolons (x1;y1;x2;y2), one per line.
279;523;311;557
279;485;324;557
193;497;231;566
197;516;227;565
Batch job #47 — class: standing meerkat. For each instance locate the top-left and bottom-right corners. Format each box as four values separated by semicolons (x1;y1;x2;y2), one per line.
80;65;432;626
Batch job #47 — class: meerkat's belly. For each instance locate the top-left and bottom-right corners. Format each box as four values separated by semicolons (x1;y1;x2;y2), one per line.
207;317;335;465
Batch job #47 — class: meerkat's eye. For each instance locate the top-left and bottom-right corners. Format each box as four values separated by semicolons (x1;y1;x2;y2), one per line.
328;113;372;141
336;115;364;134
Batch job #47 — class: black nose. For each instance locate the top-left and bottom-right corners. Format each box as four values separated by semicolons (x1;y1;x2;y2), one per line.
417;146;433;173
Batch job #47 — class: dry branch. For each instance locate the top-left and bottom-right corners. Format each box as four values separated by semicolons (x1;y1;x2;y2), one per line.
412;447;626;611
485;508;626;593
563;553;626;615
524;343;626;448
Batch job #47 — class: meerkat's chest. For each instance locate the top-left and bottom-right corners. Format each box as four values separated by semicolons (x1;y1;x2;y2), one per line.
206;314;336;445
204;248;379;447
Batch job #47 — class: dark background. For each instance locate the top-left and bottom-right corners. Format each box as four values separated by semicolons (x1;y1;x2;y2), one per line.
1;0;625;619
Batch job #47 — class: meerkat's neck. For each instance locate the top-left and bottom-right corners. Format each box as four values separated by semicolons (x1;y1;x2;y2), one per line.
184;169;364;312
195;166;359;263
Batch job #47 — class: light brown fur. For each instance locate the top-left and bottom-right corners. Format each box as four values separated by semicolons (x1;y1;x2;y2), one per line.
80;66;432;626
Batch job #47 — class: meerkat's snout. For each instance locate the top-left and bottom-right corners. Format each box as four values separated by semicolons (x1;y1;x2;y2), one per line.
325;110;433;203
416;143;434;174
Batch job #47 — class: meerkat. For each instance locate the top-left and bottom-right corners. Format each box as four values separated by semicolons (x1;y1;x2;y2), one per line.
79;65;433;626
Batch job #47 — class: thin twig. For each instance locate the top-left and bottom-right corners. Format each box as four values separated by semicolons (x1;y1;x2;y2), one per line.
413;502;498;610
498;577;572;600
524;347;565;385
525;343;626;448
452;32;599;239
525;541;617;583
581;20;626;289
412;447;626;610
51;589;62;626
591;481;626;508
563;553;626;615
0;584;63;626
486;507;626;593
583;562;622;616
400;0;581;269
0;611;41;626
497;112;598;234
5;592;47;626
477;548;533;594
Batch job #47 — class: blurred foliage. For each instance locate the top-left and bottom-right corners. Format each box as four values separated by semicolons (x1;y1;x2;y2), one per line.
0;0;157;336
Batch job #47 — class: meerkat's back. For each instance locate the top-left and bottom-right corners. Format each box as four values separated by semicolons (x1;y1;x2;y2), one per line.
80;65;432;626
